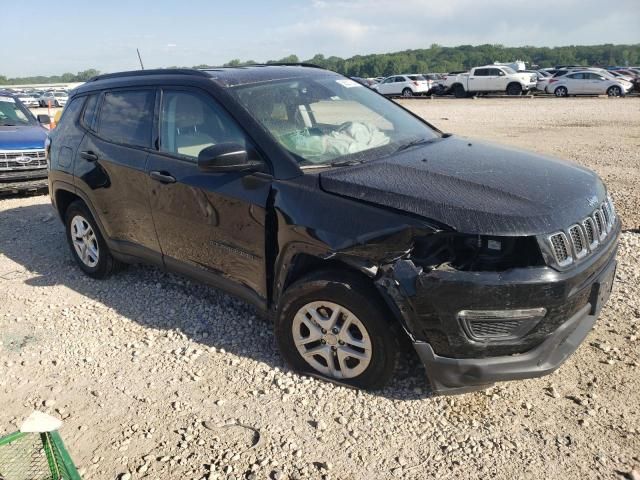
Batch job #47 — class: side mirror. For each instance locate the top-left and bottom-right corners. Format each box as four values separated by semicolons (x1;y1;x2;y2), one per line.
37;114;51;125
197;143;262;173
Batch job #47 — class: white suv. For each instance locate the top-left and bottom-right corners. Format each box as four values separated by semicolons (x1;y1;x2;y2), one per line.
374;74;431;97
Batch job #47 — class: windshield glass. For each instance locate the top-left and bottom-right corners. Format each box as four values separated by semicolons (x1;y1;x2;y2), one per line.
501;66;517;74
0;95;36;126
231;76;438;167
54;92;68;97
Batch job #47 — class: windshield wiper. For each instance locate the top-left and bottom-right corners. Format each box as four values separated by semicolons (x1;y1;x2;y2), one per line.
395;137;438;153
330;159;361;167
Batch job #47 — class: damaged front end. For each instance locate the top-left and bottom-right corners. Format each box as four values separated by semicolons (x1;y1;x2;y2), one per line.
372;227;619;395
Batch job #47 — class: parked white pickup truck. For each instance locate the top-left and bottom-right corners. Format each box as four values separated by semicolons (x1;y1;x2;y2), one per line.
448;65;538;97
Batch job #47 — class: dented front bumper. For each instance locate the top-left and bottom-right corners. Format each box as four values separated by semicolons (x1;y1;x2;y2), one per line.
376;223;620;394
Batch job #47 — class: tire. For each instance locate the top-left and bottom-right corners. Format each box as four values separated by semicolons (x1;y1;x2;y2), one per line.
401;88;413;97
275;270;398;390
607;86;622;97
506;83;522;96
64;200;121;279
453;84;466;98
54;101;60;107
554;86;568;97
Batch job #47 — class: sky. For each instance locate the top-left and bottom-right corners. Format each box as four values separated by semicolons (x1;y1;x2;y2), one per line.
4;0;640;77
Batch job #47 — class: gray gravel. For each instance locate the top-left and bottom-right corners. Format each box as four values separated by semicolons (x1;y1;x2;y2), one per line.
1;98;639;479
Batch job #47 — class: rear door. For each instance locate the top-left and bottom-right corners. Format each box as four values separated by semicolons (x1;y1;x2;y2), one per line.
146;87;271;302
376;77;394;95
74;88;161;262
468;68;488;91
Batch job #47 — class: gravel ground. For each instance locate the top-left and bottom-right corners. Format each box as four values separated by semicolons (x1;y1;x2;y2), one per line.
1;98;639;480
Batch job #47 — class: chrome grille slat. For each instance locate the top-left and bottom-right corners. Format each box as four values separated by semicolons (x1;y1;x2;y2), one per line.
549;232;572;267
582;217;598;249
593;209;606;240
568;224;587;259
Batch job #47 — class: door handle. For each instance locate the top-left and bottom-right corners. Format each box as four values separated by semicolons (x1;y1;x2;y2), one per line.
80;151;98;162
150;171;176;184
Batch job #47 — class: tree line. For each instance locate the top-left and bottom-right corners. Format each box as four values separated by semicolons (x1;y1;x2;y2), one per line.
3;44;639;85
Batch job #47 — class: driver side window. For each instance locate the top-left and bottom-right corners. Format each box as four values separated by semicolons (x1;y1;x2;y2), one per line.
160;89;248;160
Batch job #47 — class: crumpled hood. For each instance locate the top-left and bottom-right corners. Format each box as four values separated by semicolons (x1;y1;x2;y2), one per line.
0;125;48;150
319;137;606;236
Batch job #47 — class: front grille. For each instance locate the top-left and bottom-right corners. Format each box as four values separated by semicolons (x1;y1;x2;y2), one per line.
0;150;47;171
546;199;617;269
549;232;572;266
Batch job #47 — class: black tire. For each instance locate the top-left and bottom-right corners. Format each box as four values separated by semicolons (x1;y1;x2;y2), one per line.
401;88;413;97
554;86;568;97
275;270;398;390
607;86;622;97
64;200;121;279
506;83;522;96
453;84;466;98
54;101;60;107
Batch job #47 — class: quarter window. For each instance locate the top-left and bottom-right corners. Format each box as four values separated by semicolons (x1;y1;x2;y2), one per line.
97;90;155;148
81;94;99;130
159;90;247;160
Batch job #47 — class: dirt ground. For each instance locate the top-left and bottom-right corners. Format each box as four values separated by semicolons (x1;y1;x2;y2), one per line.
1;98;639;480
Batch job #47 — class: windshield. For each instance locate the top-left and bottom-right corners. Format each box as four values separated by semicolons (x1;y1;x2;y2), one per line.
230;76;439;167
501;66;517;74
54;92;68;97
0;95;36;126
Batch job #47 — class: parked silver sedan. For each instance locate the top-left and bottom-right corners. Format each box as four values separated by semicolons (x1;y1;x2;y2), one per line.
38;91;68;107
547;71;633;97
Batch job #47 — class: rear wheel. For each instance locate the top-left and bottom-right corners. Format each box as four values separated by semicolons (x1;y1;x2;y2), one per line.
453;84;466;98
276;270;398;390
607;85;622;97
506;83;522;96
554;86;568;97
401;88;413;97
65;200;121;279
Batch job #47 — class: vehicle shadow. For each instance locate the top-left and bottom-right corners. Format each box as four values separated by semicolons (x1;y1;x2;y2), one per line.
0;202;433;401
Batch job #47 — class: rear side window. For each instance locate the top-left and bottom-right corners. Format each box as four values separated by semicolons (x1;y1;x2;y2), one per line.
97;90;155;148
55;97;85;134
82;94;99;130
474;69;488;76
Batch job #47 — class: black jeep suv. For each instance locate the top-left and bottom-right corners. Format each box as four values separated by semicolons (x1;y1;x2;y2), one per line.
48;66;620;394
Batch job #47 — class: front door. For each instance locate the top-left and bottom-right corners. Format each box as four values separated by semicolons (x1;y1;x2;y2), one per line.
146;87;271;301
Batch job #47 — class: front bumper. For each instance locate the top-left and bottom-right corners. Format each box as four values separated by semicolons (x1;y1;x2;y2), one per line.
0;169;48;195
380;222;620;394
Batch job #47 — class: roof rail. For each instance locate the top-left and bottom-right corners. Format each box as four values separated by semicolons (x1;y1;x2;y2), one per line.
202;62;325;70
86;68;211;83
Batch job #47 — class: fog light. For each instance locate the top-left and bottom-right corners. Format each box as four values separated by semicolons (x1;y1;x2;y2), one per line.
458;308;547;341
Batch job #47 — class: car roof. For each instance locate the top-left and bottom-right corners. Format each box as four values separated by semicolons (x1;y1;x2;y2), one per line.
78;64;339;92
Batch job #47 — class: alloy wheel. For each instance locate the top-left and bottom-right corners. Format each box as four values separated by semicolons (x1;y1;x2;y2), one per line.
70;215;100;268
292;301;372;379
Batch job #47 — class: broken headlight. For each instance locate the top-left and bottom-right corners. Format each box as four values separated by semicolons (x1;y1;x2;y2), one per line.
411;233;545;272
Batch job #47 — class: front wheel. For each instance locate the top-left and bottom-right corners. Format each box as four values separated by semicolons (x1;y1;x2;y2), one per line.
607;86;622;97
275;271;398;390
401;88;413;97
506;83;522;96
554;86;568;97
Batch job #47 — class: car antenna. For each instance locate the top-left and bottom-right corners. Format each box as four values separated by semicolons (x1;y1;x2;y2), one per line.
137;48;145;70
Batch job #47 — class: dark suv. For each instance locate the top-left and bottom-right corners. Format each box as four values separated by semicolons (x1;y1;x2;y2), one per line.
48;66;620;394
